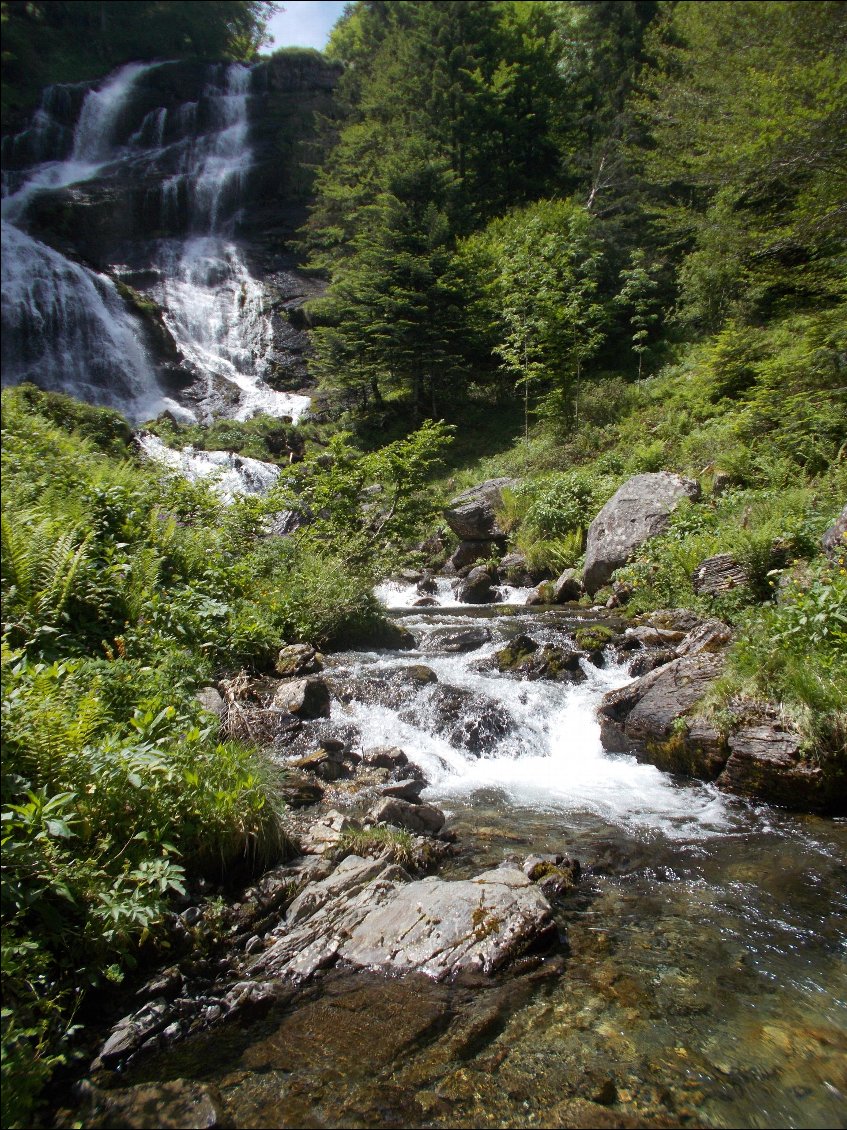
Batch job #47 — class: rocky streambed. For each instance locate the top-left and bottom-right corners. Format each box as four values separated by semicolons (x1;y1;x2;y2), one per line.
67;600;846;1130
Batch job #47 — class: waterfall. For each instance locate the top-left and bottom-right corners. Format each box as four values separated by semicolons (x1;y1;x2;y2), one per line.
1;222;169;420
1;63;172;422
146;64;309;423
2;61;310;425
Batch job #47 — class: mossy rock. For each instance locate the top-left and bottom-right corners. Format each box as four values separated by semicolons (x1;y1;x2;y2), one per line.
574;625;616;652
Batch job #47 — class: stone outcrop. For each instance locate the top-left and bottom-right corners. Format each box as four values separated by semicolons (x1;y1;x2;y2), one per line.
716;727;846;813
598;651;726;764
597;619;844;812
691;553;749;596
443;478;517;541
583;473;701;594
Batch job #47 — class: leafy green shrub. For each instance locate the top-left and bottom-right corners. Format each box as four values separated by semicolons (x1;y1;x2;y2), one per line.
709;562;847;754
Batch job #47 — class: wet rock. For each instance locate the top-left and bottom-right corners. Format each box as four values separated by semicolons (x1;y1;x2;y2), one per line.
525;581;554;606
402;664;439;684
443;477;518;540
249;856;557;988
523;854;581;898
717;726;846;814
77;1078;227;1129
597;652;727;776
97;999;169;1069
400;684;512;754
290;746;348;782
583;473;702;594
195;687;225;716
339;863;555;979
691;553;749;596
449;539;502;573
416;572;438;595
422;625;492;653
272;677;331;719
551;568;583;603
380;778;427;802
453;565;498;604
628;648;677;677
275;642;323;677
412;595;438;607
822;503;846;565
363;745;409;771
494;636;587;683
370;797;445;835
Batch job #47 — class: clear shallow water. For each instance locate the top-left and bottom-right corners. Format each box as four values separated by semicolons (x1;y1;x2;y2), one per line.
127;605;847;1129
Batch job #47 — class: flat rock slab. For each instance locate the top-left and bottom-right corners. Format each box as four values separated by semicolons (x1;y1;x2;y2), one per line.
339;865;554;979
251;856;554;986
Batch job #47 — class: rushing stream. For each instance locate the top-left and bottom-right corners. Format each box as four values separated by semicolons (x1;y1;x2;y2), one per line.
126;596;847;1130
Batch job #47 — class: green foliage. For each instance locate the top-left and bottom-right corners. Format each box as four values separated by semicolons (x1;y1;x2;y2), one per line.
709;561;847;755
457;198;606;435
633;0;847;327
270;419;454;573
334;825;417;869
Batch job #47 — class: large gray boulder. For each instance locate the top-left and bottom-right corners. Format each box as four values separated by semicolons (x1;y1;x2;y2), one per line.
443;478;517;541
582;472;701;594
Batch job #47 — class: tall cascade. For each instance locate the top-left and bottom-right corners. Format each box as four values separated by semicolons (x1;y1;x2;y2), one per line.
1;61;311;424
1;64;171;421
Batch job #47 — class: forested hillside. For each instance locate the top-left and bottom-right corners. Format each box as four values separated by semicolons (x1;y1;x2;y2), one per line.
1;2;845;1126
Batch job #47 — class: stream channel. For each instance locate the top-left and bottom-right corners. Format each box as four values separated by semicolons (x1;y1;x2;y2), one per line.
123;586;847;1130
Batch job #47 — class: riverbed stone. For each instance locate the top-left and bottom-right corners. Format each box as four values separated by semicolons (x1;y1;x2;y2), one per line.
77;1079;227;1130
275;642;323;677
422;625;492;653
272;676;331;719
370;796;445;835
717;726;846;813
399;683;512;754
453;565;498;604
362;746;408;772
379;778;426;802
583;473;702;594
340;864;554;978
